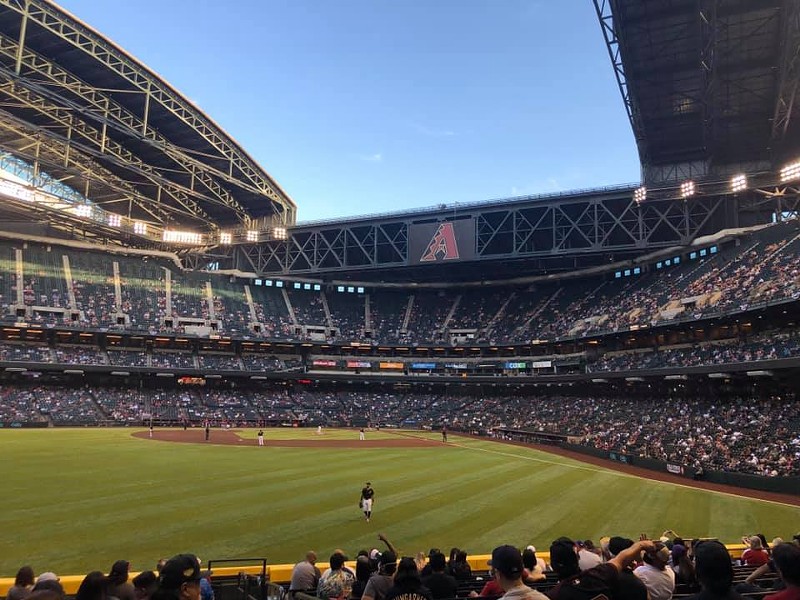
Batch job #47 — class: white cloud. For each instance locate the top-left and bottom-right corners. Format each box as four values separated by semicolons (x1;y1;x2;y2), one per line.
359;152;383;162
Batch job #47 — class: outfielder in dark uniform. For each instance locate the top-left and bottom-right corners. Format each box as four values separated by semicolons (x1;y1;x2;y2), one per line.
360;482;375;522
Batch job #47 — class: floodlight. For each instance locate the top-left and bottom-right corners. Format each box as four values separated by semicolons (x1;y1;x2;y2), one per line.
133;221;147;235
680;180;695;198
633;186;647;204
74;204;92;218
163;230;202;244
273;226;287;240
246;230;259;242
219;232;232;245
108;214;122;227
730;174;747;192
780;160;800;182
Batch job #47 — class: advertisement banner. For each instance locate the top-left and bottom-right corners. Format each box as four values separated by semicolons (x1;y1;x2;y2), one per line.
445;363;468;369
666;463;684;475
410;362;437;369
312;359;338;367
346;360;372;369
409;219;476;264
530;360;552;369
505;361;527;369
379;362;404;370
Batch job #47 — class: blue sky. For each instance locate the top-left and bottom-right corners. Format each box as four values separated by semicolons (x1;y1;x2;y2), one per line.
58;0;641;222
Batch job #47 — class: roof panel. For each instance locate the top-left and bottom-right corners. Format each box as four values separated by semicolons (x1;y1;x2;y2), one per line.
0;0;296;234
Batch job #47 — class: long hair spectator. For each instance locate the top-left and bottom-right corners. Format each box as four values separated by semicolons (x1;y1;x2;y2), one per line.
76;572;108;600
7;566;36;600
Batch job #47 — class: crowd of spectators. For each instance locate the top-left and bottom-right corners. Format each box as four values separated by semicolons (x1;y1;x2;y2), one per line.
198;354;242;371
2;382;797;477
0;223;799;346
7;534;800;600
590;330;800;373
52;346;106;365
483;394;800;477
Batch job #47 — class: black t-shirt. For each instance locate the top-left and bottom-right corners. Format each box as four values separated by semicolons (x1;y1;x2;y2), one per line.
362;487;375;500
616;570;648;600
422;573;457;600
384;584;433;600
548;563;619;600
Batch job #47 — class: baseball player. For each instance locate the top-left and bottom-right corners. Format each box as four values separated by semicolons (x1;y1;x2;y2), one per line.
360;482;375;522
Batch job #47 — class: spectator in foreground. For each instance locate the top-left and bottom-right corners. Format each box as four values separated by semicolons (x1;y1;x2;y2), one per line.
352;556;373;600
521;548;546;583
289;551;321;598
384;557;432;600
422;552;457;600
634;542;675;600
108;561;136;600
548;538;656;600
608;537;648;600
363;551;398;600
317;552;355;600
578;541;603;571
489;545;548;600
450;550;472;581
766;542;800;600
32;574;64;600
152;554;203;600
7;566;35;600
76;572;108;600
741;536;770;567
688;541;740;600
132;572;158;600
549;539;581;582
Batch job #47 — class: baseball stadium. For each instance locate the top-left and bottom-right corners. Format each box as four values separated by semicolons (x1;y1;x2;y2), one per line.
0;1;799;600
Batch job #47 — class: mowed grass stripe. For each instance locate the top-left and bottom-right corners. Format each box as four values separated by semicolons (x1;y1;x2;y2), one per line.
1;429;798;577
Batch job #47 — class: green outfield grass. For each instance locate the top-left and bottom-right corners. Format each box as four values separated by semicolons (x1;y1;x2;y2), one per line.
1;427;798;577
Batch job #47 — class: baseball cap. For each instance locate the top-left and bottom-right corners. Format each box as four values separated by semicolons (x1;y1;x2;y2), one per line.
158;554;202;589
526;545;536;553
37;572;59;584
489;545;523;578
644;542;671;565
379;550;397;566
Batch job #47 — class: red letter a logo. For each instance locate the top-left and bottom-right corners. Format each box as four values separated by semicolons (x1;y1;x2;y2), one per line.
421;222;460;262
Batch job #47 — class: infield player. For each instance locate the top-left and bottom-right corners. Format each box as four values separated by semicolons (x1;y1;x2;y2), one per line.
257;429;264;446
359;428;366;441
360;482;374;522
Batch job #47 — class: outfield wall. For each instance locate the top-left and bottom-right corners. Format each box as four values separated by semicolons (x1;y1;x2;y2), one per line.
562;443;800;495
0;546;749;596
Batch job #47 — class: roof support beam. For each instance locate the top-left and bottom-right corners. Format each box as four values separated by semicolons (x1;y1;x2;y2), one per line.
0;0;296;221
593;0;648;169
772;0;800;151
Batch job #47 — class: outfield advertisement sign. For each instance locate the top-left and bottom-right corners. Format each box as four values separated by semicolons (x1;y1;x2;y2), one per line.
409;219;476;264
346;360;372;369
312;359;338;367
410;362;437;369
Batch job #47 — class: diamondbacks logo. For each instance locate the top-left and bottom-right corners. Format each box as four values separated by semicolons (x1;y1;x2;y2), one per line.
421;222;460;262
